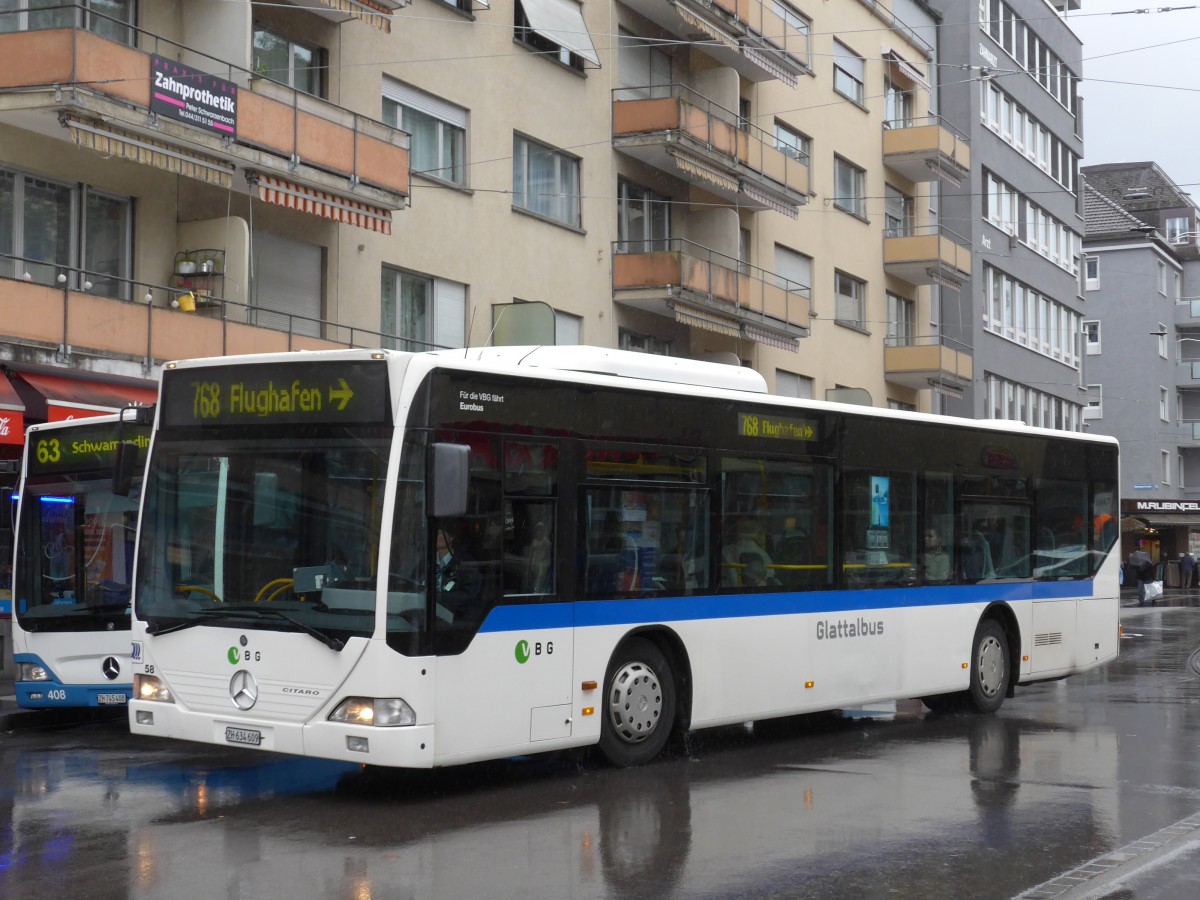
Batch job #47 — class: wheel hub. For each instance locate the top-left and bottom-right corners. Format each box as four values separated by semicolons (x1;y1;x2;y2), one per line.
608;660;662;743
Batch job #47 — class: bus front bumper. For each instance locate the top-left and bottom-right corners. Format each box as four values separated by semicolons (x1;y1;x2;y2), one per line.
129;701;437;766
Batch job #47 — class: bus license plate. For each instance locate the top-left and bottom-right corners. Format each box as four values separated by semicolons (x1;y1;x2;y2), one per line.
225;726;262;746
97;693;127;705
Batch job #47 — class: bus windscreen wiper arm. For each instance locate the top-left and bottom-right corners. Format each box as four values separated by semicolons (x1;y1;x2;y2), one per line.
147;606;345;650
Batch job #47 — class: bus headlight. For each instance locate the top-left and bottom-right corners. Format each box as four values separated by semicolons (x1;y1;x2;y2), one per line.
134;673;174;703
328;697;416;727
17;663;50;682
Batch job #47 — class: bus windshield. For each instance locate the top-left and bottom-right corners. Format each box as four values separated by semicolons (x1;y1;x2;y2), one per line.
135;426;391;645
16;475;140;633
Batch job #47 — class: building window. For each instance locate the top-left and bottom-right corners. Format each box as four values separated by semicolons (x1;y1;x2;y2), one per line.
886;293;914;345
832;39;864;104
887;399;916;412
555;309;582;344
0;167;132;299
1158;325;1168;359
776;369;814;399
884;78;913;128
620;328;671;355
1161;387;1170;421
1167;216;1190;244
514;0;591;71
771;1;811;67
253;25;324;96
382;80;467;186
1162;450;1171;485
381;267;466;351
1084;256;1099;290
617;29;672;97
774;121;810;168
1158;260;1167;295
513;134;581;228
1083;384;1102;420
617;178;670;252
774;244;812;304
834;157;865;218
884;185;913;237
835;270;866;329
1083;320;1100;355
0;0;134;43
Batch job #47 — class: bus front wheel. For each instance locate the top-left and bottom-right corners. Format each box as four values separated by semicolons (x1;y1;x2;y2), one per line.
968;619;1010;714
598;638;676;767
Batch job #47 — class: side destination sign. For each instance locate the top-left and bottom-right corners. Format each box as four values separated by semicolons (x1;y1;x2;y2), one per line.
161;360;390;427
29;424;152;476
738;411;817;442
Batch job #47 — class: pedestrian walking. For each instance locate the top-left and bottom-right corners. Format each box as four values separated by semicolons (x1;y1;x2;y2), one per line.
1182;552;1196;589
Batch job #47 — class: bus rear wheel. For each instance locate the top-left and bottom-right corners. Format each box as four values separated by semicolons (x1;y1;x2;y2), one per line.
598;638;676;767
968;619;1010;714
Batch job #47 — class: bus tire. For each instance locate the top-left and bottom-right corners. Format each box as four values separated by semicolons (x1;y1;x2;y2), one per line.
968;618;1010;714
598;637;676;767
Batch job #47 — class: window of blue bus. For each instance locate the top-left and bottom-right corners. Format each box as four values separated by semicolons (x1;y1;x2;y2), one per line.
720;457;833;591
582;448;708;597
841;468;917;588
924;473;954;584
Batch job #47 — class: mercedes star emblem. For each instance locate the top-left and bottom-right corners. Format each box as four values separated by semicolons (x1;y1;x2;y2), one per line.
229;669;259;710
101;657;121;680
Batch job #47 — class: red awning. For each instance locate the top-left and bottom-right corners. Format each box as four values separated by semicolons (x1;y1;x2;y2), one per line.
8;370;157;423
0;373;24;445
254;174;393;234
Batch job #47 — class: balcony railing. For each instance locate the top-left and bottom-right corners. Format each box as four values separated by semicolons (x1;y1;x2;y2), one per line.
618;0;811;86
0;253;438;372
882;225;972;288
883;333;973;392
612;85;810;216
0;5;409;207
882;114;971;186
612;238;810;343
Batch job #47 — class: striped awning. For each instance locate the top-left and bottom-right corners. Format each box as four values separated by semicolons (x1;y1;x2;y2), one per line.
252;173;393;234
667;148;739;193
741;321;800;352
742;45;797;89
883;49;931;91
676;6;738;50
313;0;399;31
64;117;234;188
672;303;741;338
741;182;799;219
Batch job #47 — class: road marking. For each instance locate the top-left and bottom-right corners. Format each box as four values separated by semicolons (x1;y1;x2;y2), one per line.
1015;810;1200;898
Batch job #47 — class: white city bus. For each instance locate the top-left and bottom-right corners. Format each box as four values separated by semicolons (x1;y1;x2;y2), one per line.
13;412;152;708
128;347;1120;767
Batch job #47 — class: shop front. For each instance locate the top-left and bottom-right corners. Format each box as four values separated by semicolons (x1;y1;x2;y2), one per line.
1121;499;1200;589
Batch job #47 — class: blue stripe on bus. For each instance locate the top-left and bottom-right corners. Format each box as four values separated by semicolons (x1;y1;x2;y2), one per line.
477;580;1093;633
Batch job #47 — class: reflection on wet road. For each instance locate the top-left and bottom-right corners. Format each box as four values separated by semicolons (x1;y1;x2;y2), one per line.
3;603;1200;899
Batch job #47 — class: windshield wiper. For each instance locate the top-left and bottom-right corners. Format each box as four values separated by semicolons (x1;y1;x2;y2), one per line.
147;605;345;650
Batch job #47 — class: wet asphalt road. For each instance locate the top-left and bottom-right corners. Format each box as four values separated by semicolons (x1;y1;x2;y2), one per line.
3;598;1200;900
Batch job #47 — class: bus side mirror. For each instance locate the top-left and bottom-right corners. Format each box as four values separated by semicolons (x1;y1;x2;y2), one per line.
429;443;469;519
112;441;142;497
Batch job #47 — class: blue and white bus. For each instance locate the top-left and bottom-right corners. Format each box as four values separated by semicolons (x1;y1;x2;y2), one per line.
128;347;1120;767
13;412;151;708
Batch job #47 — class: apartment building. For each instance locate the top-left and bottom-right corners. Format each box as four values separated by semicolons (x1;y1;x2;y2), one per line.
0;0;972;445
926;0;1085;428
1080;162;1200;563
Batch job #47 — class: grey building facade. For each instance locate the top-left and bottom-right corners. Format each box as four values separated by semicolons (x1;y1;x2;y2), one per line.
1081;162;1200;565
927;0;1086;429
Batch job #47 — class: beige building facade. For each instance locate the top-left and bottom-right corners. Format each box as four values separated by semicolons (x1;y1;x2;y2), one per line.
0;0;972;446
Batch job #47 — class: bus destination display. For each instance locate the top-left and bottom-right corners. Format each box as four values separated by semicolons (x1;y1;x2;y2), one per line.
738;411;817;442
29;424;151;476
161;360;390;427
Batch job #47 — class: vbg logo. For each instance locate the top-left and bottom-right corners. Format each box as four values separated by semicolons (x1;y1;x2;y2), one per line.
514;639;554;664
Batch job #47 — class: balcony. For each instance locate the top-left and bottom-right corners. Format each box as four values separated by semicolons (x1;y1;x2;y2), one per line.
0;13;409;223
613;86;809;217
0;261;409;375
612;238;810;350
620;0;810;86
883;115;970;186
884;334;973;393
883;225;972;288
